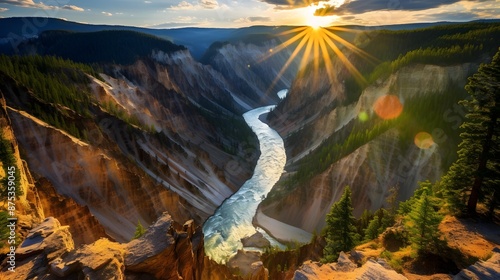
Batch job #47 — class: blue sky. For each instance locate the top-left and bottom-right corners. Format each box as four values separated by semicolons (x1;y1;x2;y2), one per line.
0;0;499;28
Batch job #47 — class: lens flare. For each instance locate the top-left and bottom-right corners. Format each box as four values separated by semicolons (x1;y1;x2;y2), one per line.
358;111;369;122
414;132;434;149
373;95;403;120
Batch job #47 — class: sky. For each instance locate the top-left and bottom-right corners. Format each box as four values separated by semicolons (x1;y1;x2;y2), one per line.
0;0;499;28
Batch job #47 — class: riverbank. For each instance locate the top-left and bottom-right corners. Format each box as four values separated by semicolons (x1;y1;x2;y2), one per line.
253;210;312;244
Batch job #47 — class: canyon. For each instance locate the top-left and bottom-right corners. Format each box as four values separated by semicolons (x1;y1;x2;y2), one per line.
0;18;499;279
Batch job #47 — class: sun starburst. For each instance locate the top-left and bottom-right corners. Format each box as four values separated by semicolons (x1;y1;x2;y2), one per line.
261;13;377;95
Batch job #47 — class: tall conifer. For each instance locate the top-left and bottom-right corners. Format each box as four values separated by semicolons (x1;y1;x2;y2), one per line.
322;186;359;263
442;48;500;215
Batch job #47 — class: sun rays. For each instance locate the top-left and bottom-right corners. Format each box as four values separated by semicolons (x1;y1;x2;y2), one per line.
260;21;376;95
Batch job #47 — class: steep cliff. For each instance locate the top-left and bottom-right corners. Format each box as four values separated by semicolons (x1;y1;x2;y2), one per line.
262;61;478;233
203;41;298;108
0;92;113;252
0;49;260;243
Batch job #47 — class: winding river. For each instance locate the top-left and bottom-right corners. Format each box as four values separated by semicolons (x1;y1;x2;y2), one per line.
202;105;287;264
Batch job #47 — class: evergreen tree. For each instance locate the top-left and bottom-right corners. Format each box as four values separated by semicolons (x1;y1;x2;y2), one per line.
442;48;500;215
406;193;443;254
322;186;359;263
364;208;394;240
133;220;146;239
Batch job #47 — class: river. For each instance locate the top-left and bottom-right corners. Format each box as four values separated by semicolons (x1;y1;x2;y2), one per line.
202;105;287;264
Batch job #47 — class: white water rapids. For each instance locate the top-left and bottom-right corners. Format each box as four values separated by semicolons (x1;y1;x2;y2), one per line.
202;105;287;263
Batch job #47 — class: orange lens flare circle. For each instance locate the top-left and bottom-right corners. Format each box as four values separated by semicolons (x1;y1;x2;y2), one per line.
373;95;403;120
414;132;434;149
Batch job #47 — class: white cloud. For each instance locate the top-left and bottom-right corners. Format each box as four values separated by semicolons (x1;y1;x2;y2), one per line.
0;0;84;11
62;5;84;12
200;0;219;9
0;7;8;12
169;1;194;10
144;0;152;3
102;11;113;16
169;0;220;10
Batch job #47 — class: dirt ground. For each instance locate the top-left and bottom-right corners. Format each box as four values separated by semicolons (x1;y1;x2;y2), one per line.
404;215;500;280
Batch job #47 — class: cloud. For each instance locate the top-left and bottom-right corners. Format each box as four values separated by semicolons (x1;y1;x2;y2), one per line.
0;7;8;12
169;1;194;10
169;0;221;10
314;0;485;16
314;4;335;16
234;16;272;23
0;0;84;11
248;16;272;22
200;0;219;9
414;10;480;22
260;0;326;9
144;0;152;3
150;21;201;28
61;5;84;12
102;11;113;16
0;0;55;9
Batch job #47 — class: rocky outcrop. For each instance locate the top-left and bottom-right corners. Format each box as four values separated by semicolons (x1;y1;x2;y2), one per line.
0;217;74;280
241;232;271;248
124;213;202;279
453;248;500;280
1;213;234;280
51;238;126;279
292;252;407;280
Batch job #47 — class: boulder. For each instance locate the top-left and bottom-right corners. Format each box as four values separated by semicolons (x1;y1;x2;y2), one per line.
454;247;500;280
241;232;271;248
335;251;357;272
16;217;74;261
292;252;407;280
51;238;125;279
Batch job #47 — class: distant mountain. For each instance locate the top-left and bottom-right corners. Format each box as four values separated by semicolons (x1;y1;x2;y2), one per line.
26;30;185;65
0;17;269;59
2;17;499;59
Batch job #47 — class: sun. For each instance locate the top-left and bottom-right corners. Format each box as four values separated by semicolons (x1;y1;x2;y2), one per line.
259;9;377;95
305;6;331;29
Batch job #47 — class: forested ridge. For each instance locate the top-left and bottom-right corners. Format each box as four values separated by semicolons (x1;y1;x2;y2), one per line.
273;22;500;194
33;30;186;65
0;55;152;139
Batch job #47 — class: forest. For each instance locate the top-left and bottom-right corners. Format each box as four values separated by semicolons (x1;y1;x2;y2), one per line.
286;22;500;189
34;30;186;65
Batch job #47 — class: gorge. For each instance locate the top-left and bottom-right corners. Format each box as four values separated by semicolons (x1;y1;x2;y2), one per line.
0;17;499;279
203;105;286;263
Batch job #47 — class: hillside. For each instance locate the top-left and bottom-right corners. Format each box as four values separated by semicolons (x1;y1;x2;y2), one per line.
261;22;500;233
30;30;186;65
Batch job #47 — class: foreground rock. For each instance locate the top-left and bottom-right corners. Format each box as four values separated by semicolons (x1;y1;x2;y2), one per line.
453;247;500;280
292;252;407;280
0;213;235;280
228;249;268;279
241;232;271;248
1;217;74;279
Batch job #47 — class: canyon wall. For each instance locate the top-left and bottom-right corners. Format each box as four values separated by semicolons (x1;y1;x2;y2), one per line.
263;61;478;233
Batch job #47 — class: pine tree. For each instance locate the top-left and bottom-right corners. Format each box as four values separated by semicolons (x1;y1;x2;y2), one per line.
406;193;443;255
322;186;359;263
442;48;500;215
133;220;146;239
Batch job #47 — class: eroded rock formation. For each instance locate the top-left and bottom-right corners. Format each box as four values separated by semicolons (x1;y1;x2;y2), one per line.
0;213;235;280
